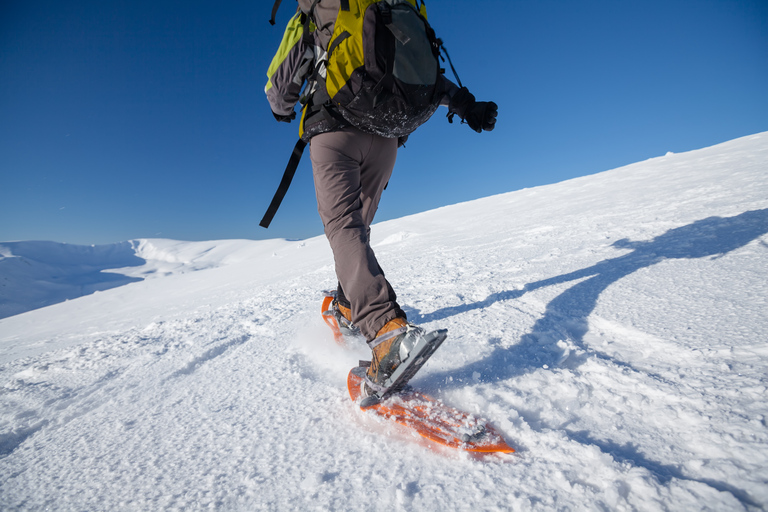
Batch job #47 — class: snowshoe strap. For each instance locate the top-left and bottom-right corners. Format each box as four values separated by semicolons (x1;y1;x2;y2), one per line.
259;138;308;228
439;42;463;89
366;326;406;350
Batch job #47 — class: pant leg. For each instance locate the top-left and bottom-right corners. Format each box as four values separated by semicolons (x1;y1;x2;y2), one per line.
310;127;404;340
336;131;397;312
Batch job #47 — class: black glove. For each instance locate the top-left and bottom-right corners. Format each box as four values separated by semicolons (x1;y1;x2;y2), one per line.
448;87;498;133
273;110;297;123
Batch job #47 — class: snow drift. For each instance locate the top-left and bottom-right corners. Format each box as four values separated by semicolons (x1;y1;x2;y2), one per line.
1;132;767;510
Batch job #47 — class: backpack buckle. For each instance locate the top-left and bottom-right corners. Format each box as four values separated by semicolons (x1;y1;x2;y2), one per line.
379;3;393;25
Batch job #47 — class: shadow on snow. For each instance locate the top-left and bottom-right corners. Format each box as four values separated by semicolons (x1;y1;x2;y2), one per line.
411;208;768;507
416;208;768;387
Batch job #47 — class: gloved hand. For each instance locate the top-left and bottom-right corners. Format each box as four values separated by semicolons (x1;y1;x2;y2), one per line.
273;110;297;123
448;87;498;133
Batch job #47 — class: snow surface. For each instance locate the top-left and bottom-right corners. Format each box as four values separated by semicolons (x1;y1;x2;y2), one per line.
1;132;767;511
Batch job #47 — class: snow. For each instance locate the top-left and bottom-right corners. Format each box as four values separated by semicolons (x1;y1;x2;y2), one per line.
1;132;767;510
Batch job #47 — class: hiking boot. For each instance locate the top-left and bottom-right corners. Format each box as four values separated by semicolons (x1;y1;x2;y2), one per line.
366;317;409;387
332;298;360;336
321;292;361;340
360;320;448;406
335;300;352;324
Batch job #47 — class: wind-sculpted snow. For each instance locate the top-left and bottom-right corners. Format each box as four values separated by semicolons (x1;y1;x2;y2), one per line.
0;241;145;319
1;132;767;510
0;237;304;320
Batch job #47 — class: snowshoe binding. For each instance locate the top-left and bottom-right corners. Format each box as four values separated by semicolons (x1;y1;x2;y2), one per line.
359;322;448;408
321;291;361;344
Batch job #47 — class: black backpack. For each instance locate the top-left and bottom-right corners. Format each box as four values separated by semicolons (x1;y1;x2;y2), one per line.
303;0;444;139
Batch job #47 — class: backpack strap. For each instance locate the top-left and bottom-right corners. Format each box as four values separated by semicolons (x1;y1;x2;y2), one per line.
380;3;410;45
259;138;308;228
439;41;464;89
269;0;283;25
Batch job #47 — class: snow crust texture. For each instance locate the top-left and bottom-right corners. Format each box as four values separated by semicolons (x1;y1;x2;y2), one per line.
1;132;768;510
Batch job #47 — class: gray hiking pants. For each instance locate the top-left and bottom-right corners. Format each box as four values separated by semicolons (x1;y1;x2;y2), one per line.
310;127;404;341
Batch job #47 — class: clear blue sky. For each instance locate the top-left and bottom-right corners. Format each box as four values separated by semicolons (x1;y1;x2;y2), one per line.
2;0;766;245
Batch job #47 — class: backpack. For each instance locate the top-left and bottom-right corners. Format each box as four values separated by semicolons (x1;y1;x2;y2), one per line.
311;0;444;139
272;0;447;139
262;0;460;228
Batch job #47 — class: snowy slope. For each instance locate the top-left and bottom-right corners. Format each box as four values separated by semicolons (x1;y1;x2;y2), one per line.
1;132;767;511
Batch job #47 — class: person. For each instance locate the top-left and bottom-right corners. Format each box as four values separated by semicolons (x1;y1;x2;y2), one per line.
266;0;497;397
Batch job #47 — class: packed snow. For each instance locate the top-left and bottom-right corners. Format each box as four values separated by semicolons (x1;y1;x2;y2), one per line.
1;132;767;510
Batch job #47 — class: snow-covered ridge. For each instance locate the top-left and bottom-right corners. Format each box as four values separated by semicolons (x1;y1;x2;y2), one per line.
0;240;145;320
3;132;766;322
0;237;307;319
130;238;300;270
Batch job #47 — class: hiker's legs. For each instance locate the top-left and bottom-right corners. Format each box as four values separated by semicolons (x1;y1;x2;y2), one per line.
311;127;404;340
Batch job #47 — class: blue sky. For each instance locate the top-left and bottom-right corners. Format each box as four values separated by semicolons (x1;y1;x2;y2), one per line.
1;0;766;245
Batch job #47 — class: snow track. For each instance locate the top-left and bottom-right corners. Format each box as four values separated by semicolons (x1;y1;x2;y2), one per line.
1;133;768;510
